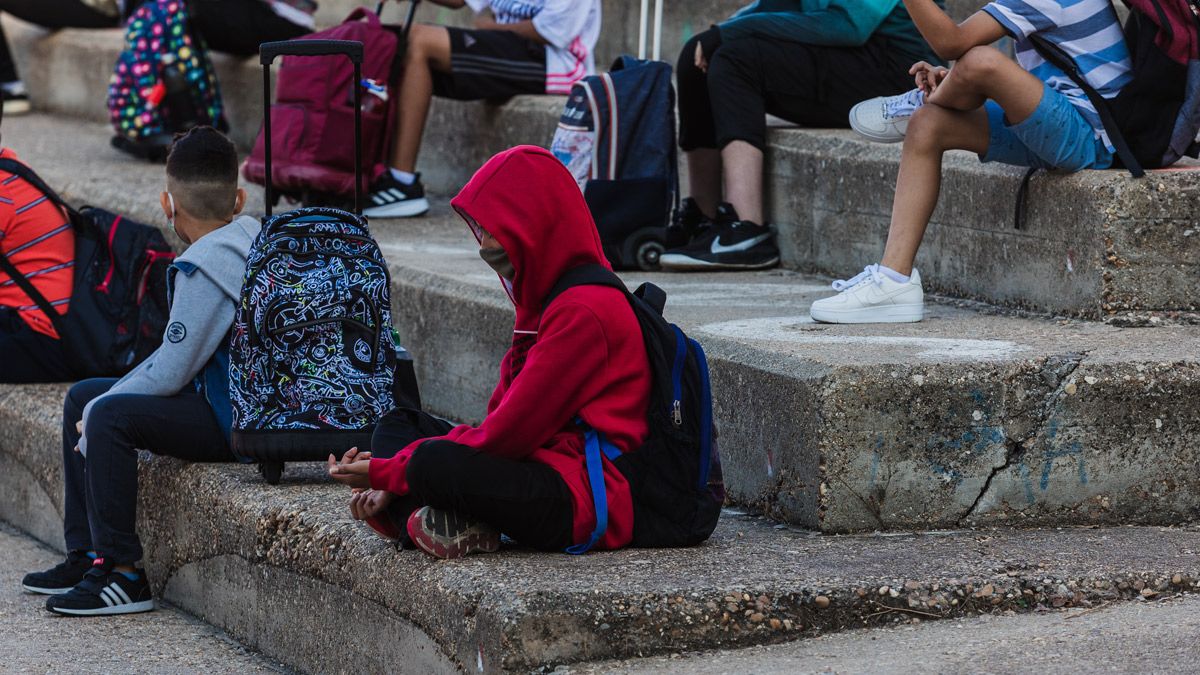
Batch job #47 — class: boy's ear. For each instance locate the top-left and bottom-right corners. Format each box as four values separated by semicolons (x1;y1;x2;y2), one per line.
160;191;172;221
233;188;246;217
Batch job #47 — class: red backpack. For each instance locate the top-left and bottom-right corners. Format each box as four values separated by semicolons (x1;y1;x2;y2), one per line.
242;3;417;206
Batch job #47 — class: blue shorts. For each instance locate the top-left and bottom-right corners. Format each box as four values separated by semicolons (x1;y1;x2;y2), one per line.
980;82;1113;171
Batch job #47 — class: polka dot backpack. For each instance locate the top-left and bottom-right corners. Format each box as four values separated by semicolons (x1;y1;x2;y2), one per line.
106;0;227;161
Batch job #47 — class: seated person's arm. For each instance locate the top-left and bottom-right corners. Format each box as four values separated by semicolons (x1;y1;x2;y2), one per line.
441;300;612;459
902;0;1008;60
719;0;901;47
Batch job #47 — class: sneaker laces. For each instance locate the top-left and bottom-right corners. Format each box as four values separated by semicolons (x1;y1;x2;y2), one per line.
882;89;925;119
832;264;885;292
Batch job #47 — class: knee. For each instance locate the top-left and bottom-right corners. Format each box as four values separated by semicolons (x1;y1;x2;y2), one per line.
64;379;108;422
952;46;1007;87
905;105;948;151
407;440;467;492
406;23;442;63
707;38;760;81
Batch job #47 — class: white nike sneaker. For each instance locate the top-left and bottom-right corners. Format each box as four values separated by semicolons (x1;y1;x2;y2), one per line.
809;265;924;323
849;89;925;143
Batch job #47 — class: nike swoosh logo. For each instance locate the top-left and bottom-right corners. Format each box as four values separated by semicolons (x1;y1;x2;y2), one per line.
711;233;771;255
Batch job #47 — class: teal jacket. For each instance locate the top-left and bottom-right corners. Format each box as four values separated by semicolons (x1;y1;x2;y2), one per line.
719;0;942;64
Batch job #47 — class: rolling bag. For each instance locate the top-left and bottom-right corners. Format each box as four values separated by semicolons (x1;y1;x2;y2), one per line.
229;39;411;484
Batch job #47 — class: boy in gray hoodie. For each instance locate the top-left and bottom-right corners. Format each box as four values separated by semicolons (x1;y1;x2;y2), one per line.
21;126;261;616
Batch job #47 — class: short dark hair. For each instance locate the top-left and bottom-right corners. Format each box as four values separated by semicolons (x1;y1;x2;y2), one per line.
165;126;239;221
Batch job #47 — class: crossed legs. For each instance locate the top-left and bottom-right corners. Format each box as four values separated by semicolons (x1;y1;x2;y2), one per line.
880;46;1046;275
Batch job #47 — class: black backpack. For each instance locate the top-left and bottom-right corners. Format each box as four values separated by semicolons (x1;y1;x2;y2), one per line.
0;159;174;378
1031;0;1200;176
546;265;724;551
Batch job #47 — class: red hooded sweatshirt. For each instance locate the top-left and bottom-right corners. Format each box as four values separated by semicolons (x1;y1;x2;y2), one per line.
369;146;651;550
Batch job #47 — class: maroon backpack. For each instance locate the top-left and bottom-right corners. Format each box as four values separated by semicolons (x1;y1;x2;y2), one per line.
243;3;416;205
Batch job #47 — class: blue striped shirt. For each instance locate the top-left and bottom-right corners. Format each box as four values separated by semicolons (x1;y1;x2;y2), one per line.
984;0;1132;150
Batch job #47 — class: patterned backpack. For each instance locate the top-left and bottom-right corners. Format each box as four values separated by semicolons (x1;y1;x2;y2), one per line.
107;0;226;161
228;208;399;483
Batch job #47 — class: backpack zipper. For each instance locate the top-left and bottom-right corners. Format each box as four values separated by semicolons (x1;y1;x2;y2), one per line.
670;325;686;426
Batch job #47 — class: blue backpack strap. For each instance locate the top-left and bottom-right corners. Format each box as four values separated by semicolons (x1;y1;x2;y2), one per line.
566;424;622;555
689;337;714;488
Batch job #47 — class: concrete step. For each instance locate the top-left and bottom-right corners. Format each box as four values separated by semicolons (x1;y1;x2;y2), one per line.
573;594;1200;674
7;112;1200;535
9;25;1198;319
4;383;1200;673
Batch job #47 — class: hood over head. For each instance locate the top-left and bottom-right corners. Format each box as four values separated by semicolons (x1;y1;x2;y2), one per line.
451;146;610;320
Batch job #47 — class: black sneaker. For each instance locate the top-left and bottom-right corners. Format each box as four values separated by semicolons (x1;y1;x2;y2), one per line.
21;551;94;595
45;558;155;616
363;172;430;218
659;218;780;271
2;82;30;116
665;197;714;249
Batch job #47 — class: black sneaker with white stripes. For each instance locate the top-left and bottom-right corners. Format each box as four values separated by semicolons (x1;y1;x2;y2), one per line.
363;172;430;218
21;550;95;594
45;558;154;616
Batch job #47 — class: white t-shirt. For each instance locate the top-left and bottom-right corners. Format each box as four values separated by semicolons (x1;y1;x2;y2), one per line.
465;0;602;94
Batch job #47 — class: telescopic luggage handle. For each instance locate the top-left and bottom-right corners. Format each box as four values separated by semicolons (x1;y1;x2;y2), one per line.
259;39;365;217
637;0;664;61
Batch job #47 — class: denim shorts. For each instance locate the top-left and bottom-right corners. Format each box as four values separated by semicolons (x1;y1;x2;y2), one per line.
980;82;1113;171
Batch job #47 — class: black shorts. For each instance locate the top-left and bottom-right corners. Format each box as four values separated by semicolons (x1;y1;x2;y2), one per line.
432;27;547;100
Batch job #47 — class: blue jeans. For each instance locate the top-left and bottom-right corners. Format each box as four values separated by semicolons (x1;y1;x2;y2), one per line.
62;378;232;564
981;82;1114;171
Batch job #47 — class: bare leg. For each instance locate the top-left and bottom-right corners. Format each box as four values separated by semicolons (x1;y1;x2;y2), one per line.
389;24;453;173
686;148;722;217
879;46;1046;275
721;140;764;224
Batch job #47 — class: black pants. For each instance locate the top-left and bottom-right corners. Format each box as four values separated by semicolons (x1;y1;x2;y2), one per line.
0;307;73;382
0;0;116;82
62;378;233;564
677;29;918;151
371;408;574;551
189;0;309;57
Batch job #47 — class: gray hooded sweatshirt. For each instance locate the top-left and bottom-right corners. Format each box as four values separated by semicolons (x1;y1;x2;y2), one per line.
79;215;260;454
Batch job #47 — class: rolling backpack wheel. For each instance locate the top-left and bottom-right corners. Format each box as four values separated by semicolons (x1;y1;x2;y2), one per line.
259;461;285;485
622;226;665;271
634;237;665;271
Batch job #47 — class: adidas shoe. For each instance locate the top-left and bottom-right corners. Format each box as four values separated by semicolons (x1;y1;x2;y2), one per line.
659;216;780;271
45;558;155;616
363;172;430;218
809;264;925;323
21;550;95;595
406;506;500;560
849;89;925;143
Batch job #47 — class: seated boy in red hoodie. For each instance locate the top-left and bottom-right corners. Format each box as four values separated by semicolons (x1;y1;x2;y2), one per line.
328;146;651;559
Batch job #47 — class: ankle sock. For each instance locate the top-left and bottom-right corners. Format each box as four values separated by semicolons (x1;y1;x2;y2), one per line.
878;264;910;283
388;168;416;186
1;80;26;96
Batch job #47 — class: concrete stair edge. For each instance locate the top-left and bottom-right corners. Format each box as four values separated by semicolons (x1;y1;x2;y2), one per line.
4;383;1200;673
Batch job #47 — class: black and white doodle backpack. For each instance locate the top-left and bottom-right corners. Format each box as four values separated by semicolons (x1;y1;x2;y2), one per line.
227;206;398;481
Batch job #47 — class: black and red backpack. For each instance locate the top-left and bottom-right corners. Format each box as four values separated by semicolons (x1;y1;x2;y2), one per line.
1033;0;1200;175
0;159;174;377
